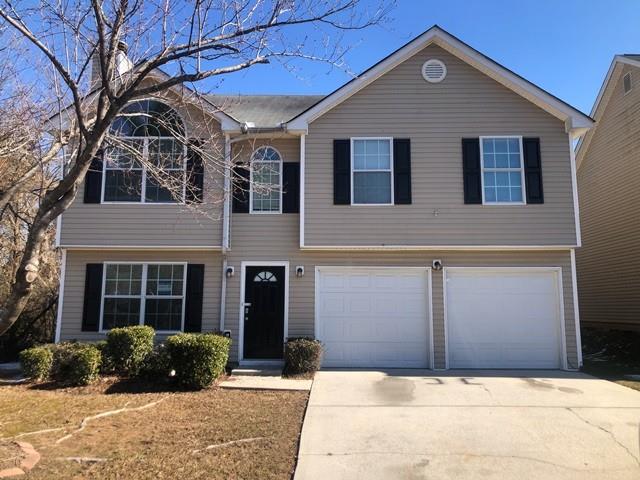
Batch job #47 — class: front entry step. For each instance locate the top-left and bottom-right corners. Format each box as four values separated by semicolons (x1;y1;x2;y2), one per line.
231;367;283;377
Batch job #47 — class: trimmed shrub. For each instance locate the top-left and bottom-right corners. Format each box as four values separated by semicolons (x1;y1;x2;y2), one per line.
283;338;323;376
166;334;230;389
51;343;101;386
136;344;172;381
94;340;115;373
105;326;155;376
19;346;53;381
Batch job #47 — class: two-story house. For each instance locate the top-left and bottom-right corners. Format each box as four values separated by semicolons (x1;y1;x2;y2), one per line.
576;55;640;333
54;26;593;370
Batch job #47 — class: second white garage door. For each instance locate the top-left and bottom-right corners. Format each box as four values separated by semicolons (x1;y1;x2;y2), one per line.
316;267;431;368
445;268;565;369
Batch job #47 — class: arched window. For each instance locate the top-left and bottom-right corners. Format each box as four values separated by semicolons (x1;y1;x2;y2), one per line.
104;100;186;203
253;271;277;282
250;146;282;213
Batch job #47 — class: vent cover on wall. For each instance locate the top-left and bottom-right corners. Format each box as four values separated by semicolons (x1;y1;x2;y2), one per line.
422;59;447;83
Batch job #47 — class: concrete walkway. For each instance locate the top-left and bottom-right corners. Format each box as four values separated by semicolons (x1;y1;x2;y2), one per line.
294;370;640;480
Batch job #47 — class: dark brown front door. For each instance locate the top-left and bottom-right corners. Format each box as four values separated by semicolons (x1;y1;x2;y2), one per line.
243;266;285;359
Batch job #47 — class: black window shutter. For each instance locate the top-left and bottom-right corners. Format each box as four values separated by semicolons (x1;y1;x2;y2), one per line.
523;137;544;204
232;163;250;213
81;263;103;332
282;162;300;213
186;140;204;203
184;264;205;333
333;139;351;205
393;139;412;204
84;150;103;203
462;138;482;204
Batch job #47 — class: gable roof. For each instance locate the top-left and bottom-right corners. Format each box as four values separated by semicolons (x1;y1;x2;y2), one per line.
575;54;640;167
286;25;593;136
207;94;323;128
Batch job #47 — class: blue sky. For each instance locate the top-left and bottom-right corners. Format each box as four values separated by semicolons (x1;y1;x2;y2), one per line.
213;0;640;115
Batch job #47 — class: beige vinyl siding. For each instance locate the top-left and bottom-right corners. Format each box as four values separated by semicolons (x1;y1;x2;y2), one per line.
59;98;225;248
576;63;640;331
59;250;222;342
222;248;578;369
304;44;576;247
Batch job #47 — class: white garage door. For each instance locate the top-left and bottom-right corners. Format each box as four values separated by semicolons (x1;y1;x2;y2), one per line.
316;267;430;368
446;268;564;369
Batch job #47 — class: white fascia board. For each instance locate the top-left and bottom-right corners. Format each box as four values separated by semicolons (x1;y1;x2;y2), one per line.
287;26;593;133
300;244;576;251
60;245;223;251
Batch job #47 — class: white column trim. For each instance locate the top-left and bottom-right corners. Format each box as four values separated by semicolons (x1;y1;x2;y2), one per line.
219;256;227;332
54;249;67;343
568;132;582;247
299;134;306;248
223;134;231;251
570;248;583;367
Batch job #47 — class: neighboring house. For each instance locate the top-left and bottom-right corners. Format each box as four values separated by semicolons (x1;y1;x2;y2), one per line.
575;55;640;332
54;26;593;370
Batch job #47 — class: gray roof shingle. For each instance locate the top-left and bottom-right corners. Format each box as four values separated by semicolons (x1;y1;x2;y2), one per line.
206;94;324;128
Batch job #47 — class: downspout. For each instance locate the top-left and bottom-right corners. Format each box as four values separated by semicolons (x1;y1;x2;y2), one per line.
219;133;232;333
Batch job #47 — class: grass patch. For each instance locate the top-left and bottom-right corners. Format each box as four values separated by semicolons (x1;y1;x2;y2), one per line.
0;378;308;479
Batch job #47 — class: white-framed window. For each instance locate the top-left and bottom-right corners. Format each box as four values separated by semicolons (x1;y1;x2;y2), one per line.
100;262;187;333
351;137;394;205
103;100;187;204
250;146;282;213
480;136;526;205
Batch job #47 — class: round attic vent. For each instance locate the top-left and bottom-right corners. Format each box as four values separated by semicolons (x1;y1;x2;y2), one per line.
422;59;447;83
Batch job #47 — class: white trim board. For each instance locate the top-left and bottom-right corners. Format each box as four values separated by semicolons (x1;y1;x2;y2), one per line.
60;245;223;251
301;245;577;251
237;261;290;362
287;26;592;134
442;266;569;370
54;249;67;343
314;265;433;369
299;134;306;248
570;249;583;367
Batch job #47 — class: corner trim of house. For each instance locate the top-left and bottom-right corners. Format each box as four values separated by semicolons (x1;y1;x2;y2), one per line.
220;256;228;332
54;249;67;343
299;134;306;248
570;249;583;367
568;133;582;248
238;261;290;363
223;134;231;251
59;245;223;251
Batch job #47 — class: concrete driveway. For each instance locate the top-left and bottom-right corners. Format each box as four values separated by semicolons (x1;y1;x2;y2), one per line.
294;370;640;480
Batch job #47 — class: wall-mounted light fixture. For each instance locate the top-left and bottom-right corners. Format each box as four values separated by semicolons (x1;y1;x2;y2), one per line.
296;266;305;277
226;266;235;278
432;259;443;271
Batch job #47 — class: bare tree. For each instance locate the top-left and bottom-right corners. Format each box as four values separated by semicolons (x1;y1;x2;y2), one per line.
0;0;391;335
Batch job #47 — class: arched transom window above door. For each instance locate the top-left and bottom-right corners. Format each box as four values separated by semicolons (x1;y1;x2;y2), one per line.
104;100;187;203
250;146;282;213
253;271;277;282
